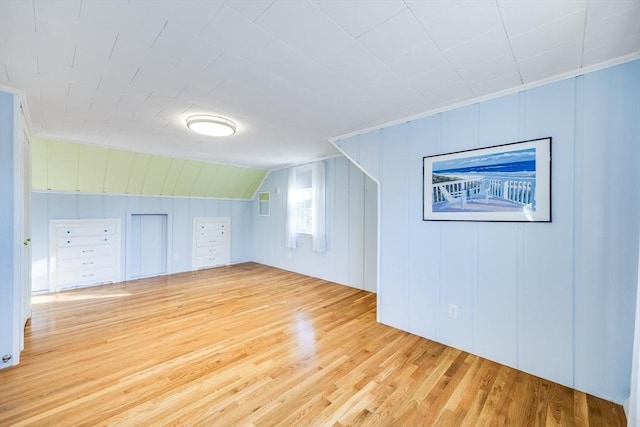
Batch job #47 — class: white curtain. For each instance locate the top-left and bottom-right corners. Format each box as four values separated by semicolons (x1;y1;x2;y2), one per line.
285;161;327;253
285;167;298;249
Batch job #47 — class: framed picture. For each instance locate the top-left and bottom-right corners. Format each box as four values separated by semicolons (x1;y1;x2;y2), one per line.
423;137;551;222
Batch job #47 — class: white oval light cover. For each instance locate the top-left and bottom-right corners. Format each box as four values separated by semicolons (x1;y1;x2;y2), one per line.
186;115;237;137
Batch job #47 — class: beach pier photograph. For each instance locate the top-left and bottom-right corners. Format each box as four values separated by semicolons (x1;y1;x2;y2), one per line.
423;138;551;222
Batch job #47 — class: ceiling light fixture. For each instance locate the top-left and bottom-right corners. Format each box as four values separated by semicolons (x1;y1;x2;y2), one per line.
186;115;237;137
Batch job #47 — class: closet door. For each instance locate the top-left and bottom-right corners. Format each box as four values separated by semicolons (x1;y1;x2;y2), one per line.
0;92;27;368
129;214;167;279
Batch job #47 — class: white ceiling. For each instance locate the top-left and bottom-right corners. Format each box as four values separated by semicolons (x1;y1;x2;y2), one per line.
1;0;638;169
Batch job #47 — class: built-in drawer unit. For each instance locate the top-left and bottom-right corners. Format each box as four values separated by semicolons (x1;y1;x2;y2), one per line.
49;219;121;292
192;217;230;270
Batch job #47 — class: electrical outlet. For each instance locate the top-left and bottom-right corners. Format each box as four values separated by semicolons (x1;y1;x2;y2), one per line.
448;304;458;319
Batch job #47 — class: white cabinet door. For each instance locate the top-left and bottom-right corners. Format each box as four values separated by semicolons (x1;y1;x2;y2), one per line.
49;219;121;292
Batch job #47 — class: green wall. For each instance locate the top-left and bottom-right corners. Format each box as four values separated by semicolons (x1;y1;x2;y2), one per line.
32;138;267;199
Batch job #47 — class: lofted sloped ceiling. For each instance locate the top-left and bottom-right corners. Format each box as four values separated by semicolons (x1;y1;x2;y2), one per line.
1;1;639;169
32;138;267;199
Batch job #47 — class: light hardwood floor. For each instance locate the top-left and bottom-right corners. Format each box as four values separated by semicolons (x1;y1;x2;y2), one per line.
0;263;626;426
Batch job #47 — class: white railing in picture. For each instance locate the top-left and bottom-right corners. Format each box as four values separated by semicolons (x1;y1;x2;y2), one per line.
433;177;536;208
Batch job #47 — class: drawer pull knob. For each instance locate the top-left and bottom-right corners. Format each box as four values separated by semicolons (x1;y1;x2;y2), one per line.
82;274;94;278
82;249;95;253
82;261;94;265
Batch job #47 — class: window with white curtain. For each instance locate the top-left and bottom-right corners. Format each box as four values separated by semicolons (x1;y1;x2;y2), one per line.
286;161;326;253
294;167;313;234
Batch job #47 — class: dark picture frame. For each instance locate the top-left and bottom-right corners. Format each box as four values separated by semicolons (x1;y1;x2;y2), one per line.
423;137;552;222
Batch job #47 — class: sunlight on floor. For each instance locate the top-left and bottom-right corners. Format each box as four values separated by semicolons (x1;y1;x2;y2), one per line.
32;292;132;304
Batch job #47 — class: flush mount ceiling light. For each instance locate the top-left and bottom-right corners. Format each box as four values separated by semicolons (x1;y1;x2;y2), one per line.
186;115;237;137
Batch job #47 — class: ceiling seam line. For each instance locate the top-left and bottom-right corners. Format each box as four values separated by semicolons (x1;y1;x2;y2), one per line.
405;4;474;96
307;0;438;104
151;21;169;48
496;0;524;85
580;1;590;68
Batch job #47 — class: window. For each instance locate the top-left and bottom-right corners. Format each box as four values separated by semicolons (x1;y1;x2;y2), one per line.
258;192;270;216
286;161;326;252
294;167;312;233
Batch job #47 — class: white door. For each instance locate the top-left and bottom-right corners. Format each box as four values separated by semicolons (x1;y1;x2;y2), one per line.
0;92;27;368
129;214;168;279
21;126;32;338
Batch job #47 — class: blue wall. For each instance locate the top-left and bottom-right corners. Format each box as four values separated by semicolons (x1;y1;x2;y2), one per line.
252;156;377;291
0;90;18;365
335;60;640;403
31;193;254;292
32;156;377;295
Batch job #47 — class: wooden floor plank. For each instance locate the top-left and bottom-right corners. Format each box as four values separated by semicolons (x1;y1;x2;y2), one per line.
0;263;626;426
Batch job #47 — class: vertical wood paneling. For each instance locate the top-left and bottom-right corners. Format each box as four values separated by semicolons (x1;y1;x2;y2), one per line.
363;175;377;293
252;158;373;290
332;158;351;284
335;135;359;163
190;165;219;197
574;60;640;402
47;140;79;191
0;90;17;366
202;198;217;217
212;166;241;198
333;60;639;403
174;160;203;196
476;224;518;364
475;94;520;366
244;170;268;199
379;124;410;330
141;196;163;213
103;150;135;193
30;193;49;293
31;193;255;290
518;79;574;388
126;153;152;194
32;139;268;199
189;198;205;220
437;106;478;351
101;195;128;279
348;158;364;288
77;145;108;193
407;115;440;339
160;158;185;196
127;195;143;213
358;130;382;181
76;194;103;218
141;157;173;195
230;199;252;262
31;138;48;190
47;193;77;219
170;198;190;272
